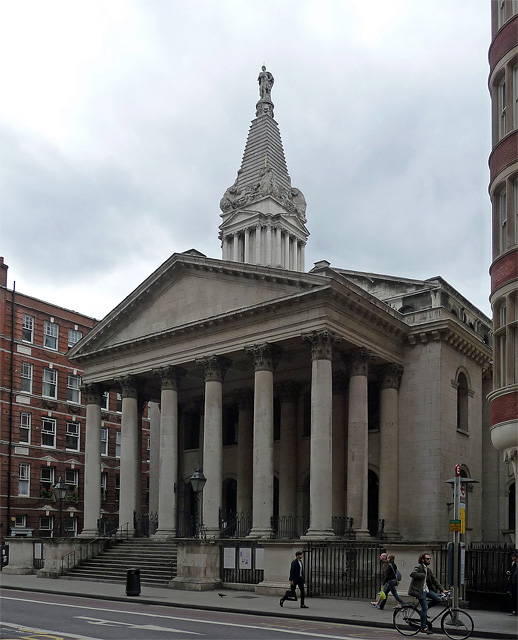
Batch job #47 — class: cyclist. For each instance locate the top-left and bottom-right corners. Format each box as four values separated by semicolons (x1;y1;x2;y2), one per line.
408;552;448;634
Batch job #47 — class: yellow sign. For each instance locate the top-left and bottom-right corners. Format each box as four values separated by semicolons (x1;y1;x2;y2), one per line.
450;520;462;532
460;507;465;534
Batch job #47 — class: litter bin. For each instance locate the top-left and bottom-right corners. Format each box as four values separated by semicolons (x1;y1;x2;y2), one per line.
126;568;141;596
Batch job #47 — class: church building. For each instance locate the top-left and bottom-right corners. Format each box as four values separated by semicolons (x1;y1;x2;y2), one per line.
68;67;506;548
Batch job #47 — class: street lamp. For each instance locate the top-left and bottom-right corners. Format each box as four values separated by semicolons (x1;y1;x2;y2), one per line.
189;466;206;537
54;477;68;537
445;467;479;613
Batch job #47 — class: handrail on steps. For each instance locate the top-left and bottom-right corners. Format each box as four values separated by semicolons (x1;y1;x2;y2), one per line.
61;523;130;575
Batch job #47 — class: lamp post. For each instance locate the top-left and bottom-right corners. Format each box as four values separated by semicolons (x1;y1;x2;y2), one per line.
54;477;68;537
445;466;478;612
189;466;206;538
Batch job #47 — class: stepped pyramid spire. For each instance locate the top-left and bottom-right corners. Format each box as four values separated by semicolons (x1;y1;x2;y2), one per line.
219;67;309;271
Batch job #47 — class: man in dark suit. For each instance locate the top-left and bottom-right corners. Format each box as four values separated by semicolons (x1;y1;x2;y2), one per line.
280;550;308;608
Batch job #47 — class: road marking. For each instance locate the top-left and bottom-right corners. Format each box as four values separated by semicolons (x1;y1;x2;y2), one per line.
1;595;365;639
76;615;200;635
0;622;102;640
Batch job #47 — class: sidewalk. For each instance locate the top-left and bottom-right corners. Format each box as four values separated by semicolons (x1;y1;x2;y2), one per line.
1;572;516;639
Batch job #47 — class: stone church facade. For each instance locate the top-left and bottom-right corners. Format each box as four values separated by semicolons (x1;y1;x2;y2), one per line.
69;68;505;548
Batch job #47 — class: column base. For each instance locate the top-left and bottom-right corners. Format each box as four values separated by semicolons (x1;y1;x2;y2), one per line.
153;529;177;540
247;527;273;539
301;528;335;540
354;528;372;539
78;529;100;538
170;577;222;591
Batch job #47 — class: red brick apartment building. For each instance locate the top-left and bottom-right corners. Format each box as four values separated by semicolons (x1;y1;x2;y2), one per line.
0;258;150;545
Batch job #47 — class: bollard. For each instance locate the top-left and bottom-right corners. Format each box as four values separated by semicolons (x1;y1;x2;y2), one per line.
126;567;141;596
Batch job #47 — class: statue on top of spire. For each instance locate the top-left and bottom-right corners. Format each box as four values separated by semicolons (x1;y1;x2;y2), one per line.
258;66;274;100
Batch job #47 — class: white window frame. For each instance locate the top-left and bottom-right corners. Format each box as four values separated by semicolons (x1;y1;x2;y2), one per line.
115;474;120;502
39;515;54;535
101;427;108;456
498;77;507;139
20;362;33;394
43;320;59;350
500;190;508;252
19;463;30;496
22;314;34;343
65;468;78;487
68;328;83;347
40;466;55;487
101;472;107;501
65;422;80;451
42;368;57;399
101;391;110;411
41;418;56;448
14;514;27;528
63;516;77;536
67;374;81;404
115;431;121;458
20;412;31;444
116;393;122;413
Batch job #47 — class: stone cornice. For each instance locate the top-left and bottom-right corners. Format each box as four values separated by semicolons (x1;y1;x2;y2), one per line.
406;322;492;368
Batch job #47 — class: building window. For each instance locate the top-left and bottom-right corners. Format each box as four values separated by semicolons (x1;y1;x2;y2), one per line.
14;515;27;528
101;391;109;411
66;422;80;451
101;427;108;456
116;393;122;413
42;368;57;399
40;466;55;499
115;431;121;458
146;436;150;461
43;320;59;350
39;516;54;537
456;372;469;432
20;362;33;393
513;64;518;130
498;77;507;139
65;468;78;488
22;314;34;343
20;412;31;444
500;190;508;252
101;472;107;501
18;464;30;496
41;418;56;448
64;516;77;536
115;475;120;503
67;374;81;403
68;328;82;347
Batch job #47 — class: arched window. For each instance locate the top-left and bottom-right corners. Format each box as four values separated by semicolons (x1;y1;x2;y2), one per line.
456;372;469;432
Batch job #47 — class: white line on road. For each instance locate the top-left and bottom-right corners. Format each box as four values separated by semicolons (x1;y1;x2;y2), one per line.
1;621;104;640
76;615;201;635
1;595;364;639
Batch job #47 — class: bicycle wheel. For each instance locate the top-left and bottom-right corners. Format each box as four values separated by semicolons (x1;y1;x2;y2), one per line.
393;604;421;636
441;608;474;640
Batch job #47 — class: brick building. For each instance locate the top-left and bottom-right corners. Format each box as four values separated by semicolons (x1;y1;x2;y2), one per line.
0;258;150;545
488;0;518;534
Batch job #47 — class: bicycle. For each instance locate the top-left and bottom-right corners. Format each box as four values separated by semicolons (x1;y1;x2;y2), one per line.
393;591;474;639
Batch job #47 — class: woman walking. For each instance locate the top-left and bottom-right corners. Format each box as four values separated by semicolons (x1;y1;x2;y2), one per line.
378;554;405;610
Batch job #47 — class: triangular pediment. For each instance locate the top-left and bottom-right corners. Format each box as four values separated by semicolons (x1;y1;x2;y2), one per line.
69;253;325;358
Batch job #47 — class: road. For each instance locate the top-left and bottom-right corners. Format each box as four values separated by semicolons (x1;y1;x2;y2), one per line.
0;589;405;640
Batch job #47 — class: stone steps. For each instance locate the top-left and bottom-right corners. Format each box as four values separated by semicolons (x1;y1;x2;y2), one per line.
63;539;178;586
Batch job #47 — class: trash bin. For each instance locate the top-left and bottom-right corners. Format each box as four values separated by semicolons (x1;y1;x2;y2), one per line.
126;568;141;596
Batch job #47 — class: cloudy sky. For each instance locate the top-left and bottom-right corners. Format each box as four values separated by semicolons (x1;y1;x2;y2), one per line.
1;0;492;320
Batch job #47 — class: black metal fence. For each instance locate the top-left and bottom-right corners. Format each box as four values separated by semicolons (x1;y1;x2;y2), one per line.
465;543;514;609
306;541;382;598
220;542;264;584
220;511;252;538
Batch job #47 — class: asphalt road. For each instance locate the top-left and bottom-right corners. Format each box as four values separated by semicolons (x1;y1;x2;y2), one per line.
0;590;406;640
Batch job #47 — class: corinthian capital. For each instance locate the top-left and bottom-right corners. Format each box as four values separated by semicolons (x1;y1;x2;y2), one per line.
153;365;185;391
380;364;404;390
196;355;231;382
302;330;339;361
81;383;103;406
346;348;370;377
115;374;139;399
245;343;281;371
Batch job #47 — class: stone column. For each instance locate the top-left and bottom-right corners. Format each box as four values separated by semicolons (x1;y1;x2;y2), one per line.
80;383;103;537
303;330;337;538
236;389;253;516
255;225;262;264
116;375;140;535
266;224;272;265
299;242;306;271
283;233;290;269
346;348;370;537
244;228;250;263
378;364;403;537
277;381;299;519
196;355;229;537
289;237;297;270
245;343;278;538
153;366;184;538
232;233;240;262
332;373;347;522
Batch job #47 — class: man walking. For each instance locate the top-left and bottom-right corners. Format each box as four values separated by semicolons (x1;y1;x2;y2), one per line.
280;550;308;608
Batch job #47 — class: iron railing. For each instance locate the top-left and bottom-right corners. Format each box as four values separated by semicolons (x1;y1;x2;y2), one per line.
220;542;264;584
133;512;158;537
220;511;252;538
61;522;130;574
270;515;308;539
465;543;514;595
